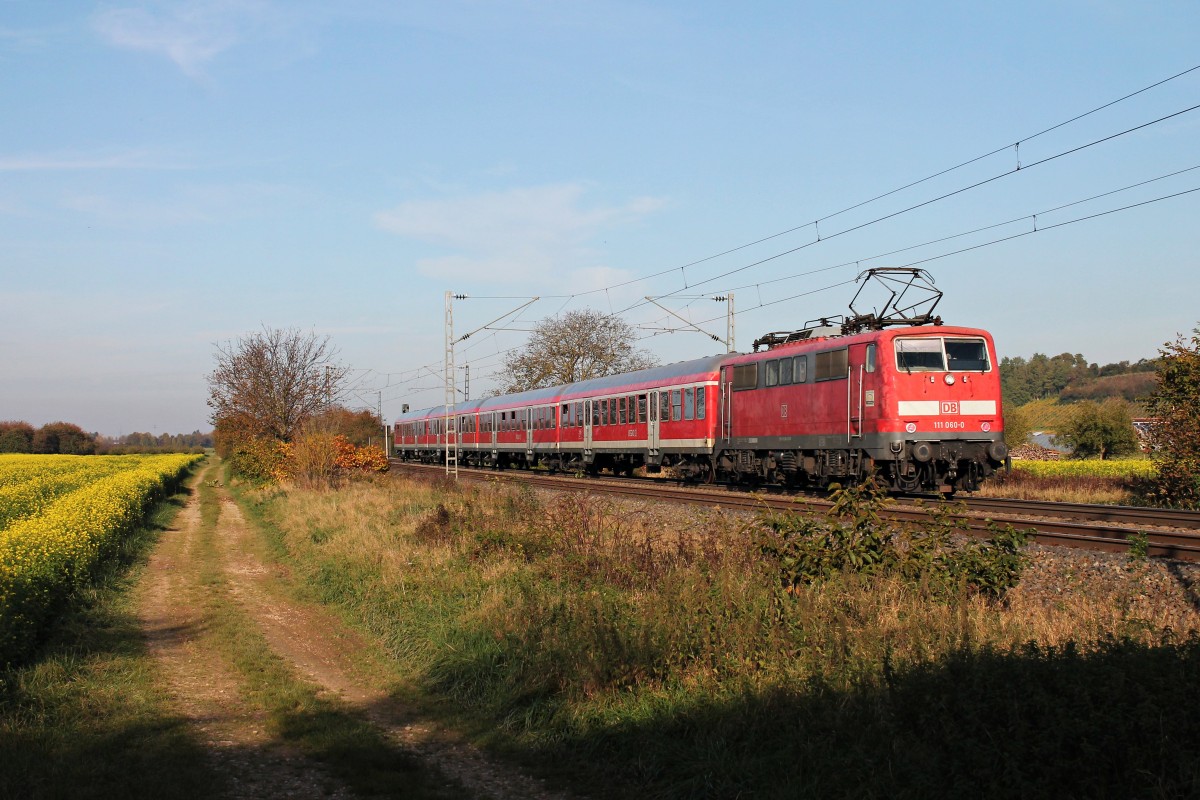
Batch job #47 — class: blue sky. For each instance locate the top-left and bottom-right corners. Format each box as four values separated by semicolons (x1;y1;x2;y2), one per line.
2;1;1198;435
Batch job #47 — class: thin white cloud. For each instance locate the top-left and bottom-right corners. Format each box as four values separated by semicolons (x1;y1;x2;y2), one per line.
373;183;666;285
92;1;276;77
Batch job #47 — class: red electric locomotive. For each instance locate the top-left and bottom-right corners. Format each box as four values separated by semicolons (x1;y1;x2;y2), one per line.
393;269;1009;493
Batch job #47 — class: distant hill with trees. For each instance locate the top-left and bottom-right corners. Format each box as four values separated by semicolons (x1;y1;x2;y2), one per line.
0;421;212;455
1000;353;1157;409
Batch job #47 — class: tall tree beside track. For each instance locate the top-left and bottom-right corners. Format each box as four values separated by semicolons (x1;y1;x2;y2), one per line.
1146;326;1200;508
499;309;659;394
207;327;349;448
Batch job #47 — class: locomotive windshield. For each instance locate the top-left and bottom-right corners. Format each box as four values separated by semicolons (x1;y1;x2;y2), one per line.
895;336;990;372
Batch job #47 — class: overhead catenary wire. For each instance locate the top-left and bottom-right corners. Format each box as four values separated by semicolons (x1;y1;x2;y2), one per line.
367;66;1200;409
524;63;1200;306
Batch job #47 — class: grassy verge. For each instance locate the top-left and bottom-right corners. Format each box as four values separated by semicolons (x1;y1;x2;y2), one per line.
0;473;219;800
235;472;1200;798
191;467;461;799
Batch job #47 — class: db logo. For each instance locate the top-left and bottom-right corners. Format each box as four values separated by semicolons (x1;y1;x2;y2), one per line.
781;404;789;418
941;401;959;414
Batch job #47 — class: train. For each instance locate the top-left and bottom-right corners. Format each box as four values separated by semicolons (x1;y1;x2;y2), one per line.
393;269;1009;494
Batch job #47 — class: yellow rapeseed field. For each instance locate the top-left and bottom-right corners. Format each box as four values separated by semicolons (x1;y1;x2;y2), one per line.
1009;458;1156;480
0;453;202;665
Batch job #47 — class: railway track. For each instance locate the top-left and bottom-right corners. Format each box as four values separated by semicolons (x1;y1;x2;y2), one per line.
388;460;1200;562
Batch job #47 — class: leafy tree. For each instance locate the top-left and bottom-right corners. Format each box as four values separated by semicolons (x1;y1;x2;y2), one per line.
32;422;96;455
1146;327;1200;508
1002;404;1033;448
0;420;34;453
498;309;659;394
1056;399;1138;460
314;406;383;447
207;327;348;445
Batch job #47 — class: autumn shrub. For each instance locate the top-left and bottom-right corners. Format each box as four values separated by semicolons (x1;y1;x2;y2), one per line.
756;479;1028;600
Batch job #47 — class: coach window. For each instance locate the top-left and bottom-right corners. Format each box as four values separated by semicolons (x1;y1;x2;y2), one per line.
815;349;849;381
659;391;670;421
684;387;695;420
638;394;648;423
591;401;600;426
671;389;682;421
609;398;618;426
866;344;877;373
732;363;758;391
765;360;780;387
794;356;807;384
780;357;793;385
696;387;706;420
619;397;627;425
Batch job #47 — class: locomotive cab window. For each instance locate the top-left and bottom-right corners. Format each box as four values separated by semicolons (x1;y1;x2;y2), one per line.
895;337;991;372
945;338;990;371
895;338;944;371
865;344;876;373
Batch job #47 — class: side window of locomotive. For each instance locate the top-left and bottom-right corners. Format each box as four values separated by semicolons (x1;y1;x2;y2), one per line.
671;389;682;421
684;387;695;420
779;357;793;385
732;363;759;391
865;344;877;373
696;387;706;419
895;338;945;372
815;349;848;381
793;356;807;383
765;360;780;387
945;338;990;371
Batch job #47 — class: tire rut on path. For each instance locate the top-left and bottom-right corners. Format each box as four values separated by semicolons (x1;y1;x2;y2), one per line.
140;460;571;800
136;462;354;799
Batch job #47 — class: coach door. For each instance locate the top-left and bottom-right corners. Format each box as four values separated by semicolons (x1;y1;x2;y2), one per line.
583;400;593;452
648;391;660;451
720;365;734;444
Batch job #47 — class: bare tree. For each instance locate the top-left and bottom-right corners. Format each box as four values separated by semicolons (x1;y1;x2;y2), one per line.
499;309;658;394
207;327;349;442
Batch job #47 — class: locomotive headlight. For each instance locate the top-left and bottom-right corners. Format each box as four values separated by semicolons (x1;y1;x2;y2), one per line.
944;374;956;385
